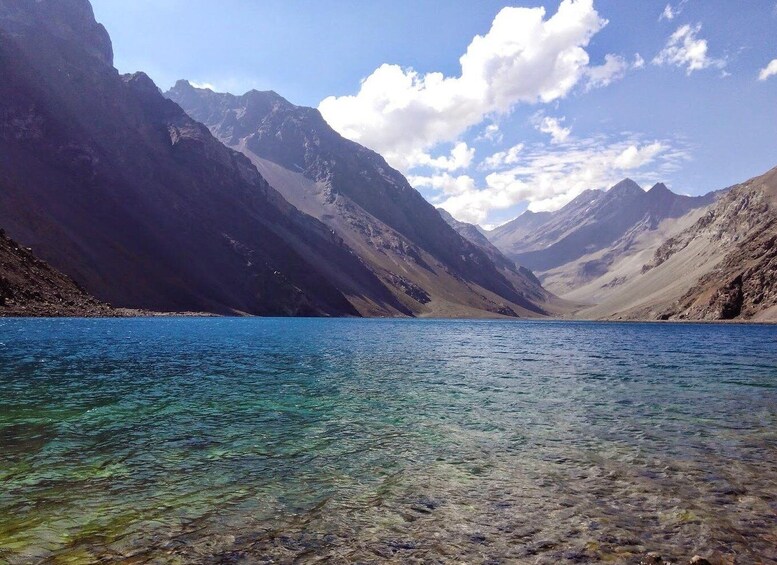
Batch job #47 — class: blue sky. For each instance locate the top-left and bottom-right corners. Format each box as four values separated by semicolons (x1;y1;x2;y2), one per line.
91;0;777;226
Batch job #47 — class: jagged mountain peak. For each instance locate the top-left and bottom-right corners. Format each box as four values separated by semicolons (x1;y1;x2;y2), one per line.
607;178;644;197
122;71;163;97
648;182;671;194
488;176;720;279
242;88;292;105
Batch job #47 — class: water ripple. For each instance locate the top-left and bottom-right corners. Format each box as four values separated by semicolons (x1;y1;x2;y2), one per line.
0;318;775;564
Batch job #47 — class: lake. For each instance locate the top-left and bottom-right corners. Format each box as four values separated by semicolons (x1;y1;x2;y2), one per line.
0;318;775;564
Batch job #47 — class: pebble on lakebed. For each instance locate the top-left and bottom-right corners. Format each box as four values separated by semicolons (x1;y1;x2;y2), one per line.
640;551;671;565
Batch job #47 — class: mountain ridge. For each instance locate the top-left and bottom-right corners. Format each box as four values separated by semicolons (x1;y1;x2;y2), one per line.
167;80;553;317
486;178;723;296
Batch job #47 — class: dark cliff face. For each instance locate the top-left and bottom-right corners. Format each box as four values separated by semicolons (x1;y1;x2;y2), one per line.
167;81;550;315
489;178;720;273
0;0;402;316
0;0;113;65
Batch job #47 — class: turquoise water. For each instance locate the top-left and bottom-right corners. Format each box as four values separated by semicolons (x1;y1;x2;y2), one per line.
0;318;776;564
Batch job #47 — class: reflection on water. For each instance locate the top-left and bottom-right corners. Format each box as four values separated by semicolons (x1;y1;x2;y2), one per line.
0;318;775;564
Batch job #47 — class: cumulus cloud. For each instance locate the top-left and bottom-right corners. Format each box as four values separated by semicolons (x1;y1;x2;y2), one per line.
653;24;726;75
585;54;629;89
423;135;688;224
534;115;571;144
633;53;646;69
319;0;624;172
758;59;777;81
406;173;476;197
412;142;475;172
477;123;503;144
482;143;525;169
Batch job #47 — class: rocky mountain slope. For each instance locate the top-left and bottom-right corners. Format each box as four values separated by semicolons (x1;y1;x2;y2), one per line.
575;166;777;321
437;208;506;264
0;0;418;317
436;208;551;296
167;81;551;317
0;228;116;317
544;206;710;303
488;179;720;298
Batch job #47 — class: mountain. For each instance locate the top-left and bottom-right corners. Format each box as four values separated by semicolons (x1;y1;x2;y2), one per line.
572;166;777;321
0;0;418;317
167;81;551;317
437;209;501;258
542;205;710;303
487;179;721;297
0;228;116;317
436;208;548;292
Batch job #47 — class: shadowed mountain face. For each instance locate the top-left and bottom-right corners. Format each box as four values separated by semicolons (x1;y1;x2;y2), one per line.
0;0;416;316
489;179;719;274
436;208;546;292
168;81;550;317
0;228;115;317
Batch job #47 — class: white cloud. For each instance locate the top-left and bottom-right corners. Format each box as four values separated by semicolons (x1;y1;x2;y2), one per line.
534;115;571;144
477;123;503;144
660;4;676;21
758;59;777;81
411;142;475;172
613;142;665;169
432;135;688;224
652;24;726;75
482;143;525;169
407;173;476;197
585;54;629;89
633;53;646;70
319;0;620;173
188;80;218;91
659;0;687;22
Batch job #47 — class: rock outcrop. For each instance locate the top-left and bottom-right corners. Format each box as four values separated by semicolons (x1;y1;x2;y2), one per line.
652;167;777;321
0;228;115;317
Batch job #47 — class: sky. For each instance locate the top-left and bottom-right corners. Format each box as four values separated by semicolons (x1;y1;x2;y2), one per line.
91;0;777;227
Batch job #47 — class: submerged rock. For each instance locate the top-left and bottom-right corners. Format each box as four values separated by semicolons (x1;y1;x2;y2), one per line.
641;552;665;565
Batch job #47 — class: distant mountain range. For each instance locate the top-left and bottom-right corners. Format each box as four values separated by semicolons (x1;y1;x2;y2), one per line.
488;178;720;277
485;178;722;302
579;167;777;321
0;0;773;321
482;171;777;321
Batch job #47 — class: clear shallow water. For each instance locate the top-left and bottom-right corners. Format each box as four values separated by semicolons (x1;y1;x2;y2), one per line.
0;319;775;565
